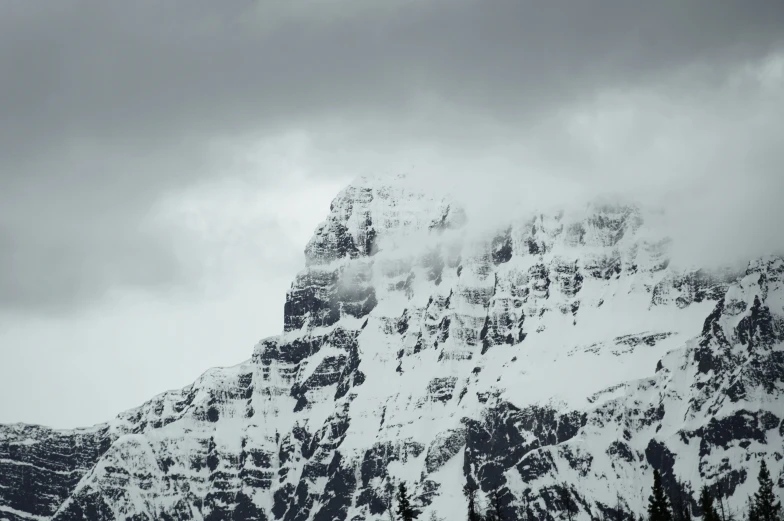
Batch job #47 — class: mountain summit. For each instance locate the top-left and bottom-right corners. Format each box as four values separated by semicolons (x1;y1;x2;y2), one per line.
2;176;782;521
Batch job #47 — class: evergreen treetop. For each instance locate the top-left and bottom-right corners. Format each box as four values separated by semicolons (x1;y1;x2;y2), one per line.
700;486;718;521
649;469;673;521
463;483;482;521
560;483;576;521
397;482;418;521
752;461;781;521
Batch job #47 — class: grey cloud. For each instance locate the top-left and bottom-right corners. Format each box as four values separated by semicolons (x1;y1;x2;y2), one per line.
3;0;783;151
1;0;783;314
0;144;201;314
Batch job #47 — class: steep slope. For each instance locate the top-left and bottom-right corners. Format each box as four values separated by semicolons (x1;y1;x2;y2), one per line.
1;175;782;521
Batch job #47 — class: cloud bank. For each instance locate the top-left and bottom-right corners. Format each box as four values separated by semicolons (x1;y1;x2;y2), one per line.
2;0;782;316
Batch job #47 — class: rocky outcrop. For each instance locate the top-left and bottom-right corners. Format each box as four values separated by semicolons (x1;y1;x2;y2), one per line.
1;176;782;521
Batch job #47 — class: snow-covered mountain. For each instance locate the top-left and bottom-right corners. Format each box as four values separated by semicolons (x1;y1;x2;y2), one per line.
2;175;783;521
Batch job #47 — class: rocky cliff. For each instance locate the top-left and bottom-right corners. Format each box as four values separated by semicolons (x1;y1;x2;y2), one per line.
2;175;782;521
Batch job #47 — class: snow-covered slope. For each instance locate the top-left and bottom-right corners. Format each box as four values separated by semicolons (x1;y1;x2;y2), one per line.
2;175;782;521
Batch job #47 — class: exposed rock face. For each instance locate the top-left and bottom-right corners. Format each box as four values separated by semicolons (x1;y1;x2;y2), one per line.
2;175;783;521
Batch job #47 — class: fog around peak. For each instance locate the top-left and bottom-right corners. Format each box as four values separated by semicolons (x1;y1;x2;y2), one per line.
382;52;784;273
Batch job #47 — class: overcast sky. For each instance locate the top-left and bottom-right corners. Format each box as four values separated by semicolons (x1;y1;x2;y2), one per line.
1;0;783;428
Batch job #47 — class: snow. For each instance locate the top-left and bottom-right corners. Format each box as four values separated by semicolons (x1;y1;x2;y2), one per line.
0;504;48;521
3;174;783;521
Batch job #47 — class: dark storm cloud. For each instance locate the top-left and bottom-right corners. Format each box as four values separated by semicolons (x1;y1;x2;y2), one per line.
1;0;782;313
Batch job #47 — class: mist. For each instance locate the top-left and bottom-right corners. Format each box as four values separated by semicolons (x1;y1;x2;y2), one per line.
371;51;784;273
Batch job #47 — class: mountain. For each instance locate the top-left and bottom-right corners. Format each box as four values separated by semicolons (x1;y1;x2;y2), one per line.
2;175;783;521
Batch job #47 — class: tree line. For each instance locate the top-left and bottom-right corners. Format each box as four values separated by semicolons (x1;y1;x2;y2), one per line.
391;461;781;521
649;462;781;521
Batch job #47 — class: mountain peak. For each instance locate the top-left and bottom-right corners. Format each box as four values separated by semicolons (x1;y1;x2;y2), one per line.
1;181;782;521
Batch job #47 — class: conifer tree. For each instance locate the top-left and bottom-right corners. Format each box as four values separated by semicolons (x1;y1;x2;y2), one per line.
752;461;782;521
648;470;673;521
672;480;693;521
700;486;718;521
463;483;482;521
560;483;576;521
614;491;630;521
748;497;760;521
397;482;418;521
